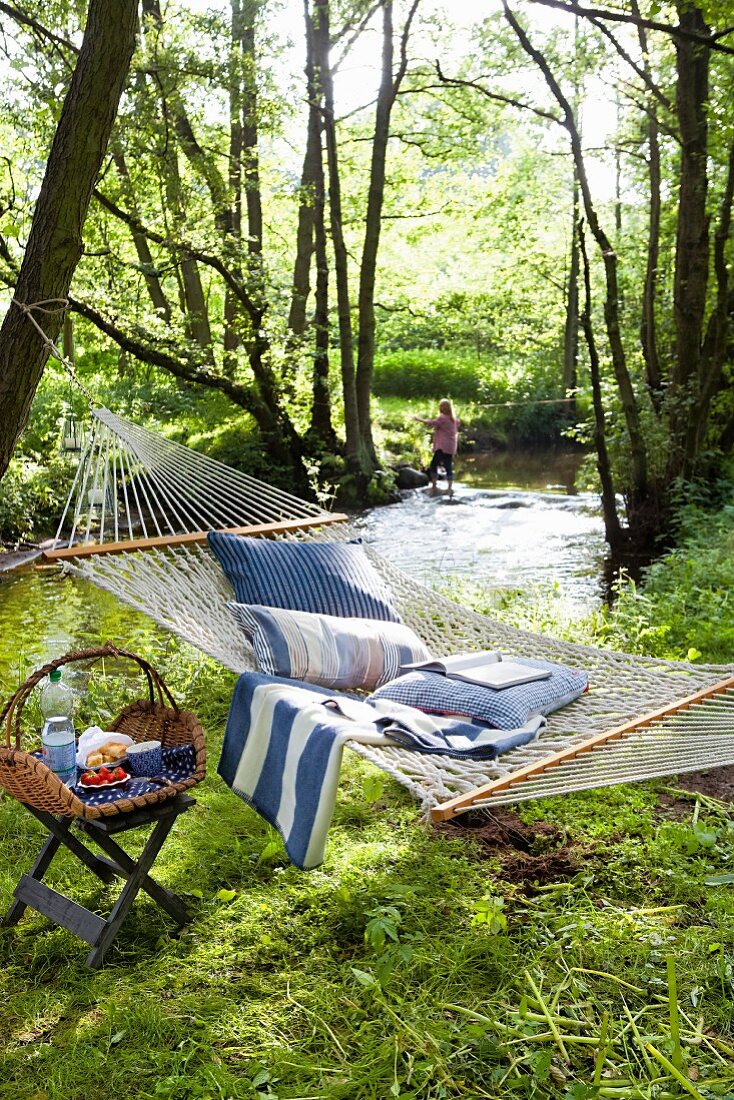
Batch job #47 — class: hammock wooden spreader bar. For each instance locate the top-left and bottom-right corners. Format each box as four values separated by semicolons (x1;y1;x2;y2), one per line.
430;674;734;820
44;514;348;560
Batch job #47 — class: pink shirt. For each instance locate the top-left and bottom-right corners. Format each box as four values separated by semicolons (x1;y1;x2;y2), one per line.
426;414;460;455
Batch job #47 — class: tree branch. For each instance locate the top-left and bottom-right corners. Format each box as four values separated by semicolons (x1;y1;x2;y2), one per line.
525;0;734;58
93;188;259;323
433;62;563;125
0;2;78;56
67;293;264;412
588;17;672;114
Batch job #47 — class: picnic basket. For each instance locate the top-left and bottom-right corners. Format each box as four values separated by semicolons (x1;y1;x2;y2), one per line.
0;642;206;820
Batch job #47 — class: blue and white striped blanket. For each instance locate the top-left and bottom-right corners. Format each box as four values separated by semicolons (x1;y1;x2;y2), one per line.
218;673;545;870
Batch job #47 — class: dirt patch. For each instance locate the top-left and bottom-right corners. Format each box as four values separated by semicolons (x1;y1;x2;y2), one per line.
657;764;734;819
677;764;734;801
435;806;579;886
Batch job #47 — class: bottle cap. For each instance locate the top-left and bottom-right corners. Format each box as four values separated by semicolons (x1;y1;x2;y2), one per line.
49;669;62;682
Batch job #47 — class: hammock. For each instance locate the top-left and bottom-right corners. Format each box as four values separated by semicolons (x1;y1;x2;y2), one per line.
48;409;734;820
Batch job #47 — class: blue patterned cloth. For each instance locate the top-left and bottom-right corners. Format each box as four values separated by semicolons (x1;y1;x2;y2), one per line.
73;744;196;807
369;658;588;730
219;673;544;870
227;603;431;690
208;533;401;622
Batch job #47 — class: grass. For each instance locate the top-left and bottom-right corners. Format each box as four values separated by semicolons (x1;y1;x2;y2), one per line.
2;505;734;1099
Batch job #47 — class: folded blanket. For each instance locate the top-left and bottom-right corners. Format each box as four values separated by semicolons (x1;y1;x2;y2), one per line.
219;674;545;869
323;695;545;759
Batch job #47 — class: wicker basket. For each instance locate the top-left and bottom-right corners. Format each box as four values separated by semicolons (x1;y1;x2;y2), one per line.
0;642;206;820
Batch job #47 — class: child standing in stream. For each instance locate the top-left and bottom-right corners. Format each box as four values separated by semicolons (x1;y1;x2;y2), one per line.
413;399;460;493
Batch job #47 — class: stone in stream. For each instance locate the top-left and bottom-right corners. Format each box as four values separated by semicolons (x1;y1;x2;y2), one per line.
393;464;429;489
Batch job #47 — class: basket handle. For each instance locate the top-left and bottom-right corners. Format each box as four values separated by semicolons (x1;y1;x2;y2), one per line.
1;642;179;751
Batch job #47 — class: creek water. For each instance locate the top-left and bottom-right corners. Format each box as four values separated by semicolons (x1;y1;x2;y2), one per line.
0;449;604;680
358;448;605;612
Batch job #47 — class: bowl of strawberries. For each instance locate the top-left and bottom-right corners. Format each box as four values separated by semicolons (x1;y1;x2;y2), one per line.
78;765;130;790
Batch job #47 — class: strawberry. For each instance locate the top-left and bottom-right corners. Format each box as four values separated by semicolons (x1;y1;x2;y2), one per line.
113;767;127;781
97;767;113;782
84;773;102;786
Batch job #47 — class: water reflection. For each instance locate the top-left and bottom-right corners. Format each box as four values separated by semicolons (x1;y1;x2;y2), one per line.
0;569;168;688
460;449;585;494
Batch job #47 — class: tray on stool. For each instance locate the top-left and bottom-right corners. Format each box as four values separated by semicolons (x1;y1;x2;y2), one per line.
2;794;196;968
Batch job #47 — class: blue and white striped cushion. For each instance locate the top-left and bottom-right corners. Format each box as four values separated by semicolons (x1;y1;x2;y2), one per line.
369;659;588;729
208;533;401;622
228;603;431;690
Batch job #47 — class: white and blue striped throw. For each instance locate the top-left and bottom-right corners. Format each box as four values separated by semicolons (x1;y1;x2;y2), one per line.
219;673;545;869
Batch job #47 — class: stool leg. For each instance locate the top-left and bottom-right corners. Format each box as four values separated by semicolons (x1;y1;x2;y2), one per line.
86;830;190;926
2;827;65;927
85;814;180;969
28;808;118;884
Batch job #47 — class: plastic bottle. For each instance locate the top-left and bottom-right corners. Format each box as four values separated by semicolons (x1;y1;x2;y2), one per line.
39;669;77;786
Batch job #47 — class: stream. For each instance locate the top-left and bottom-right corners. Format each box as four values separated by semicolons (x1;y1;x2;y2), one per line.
0;448;605;680
359;448;605;611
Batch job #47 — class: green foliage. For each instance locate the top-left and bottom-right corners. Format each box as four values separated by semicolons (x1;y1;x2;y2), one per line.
591;500;734;662
472;895;508;934
373;349;490;401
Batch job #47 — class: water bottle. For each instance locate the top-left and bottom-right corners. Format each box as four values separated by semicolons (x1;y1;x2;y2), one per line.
39;669;77;786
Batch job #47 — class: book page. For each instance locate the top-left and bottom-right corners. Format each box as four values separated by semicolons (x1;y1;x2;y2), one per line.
439;650;502;672
401;650;501;674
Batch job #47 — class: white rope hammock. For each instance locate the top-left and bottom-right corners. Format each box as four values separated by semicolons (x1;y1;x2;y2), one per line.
51;410;734;819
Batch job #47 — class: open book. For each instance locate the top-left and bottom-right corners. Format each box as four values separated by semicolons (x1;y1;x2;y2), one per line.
399;649;552;690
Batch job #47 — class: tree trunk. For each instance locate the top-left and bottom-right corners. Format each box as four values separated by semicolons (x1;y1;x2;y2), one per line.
355;0;419;462
562;171;579;414
112;149;172;322
632;0;663;406
668;3;710;482
302;0;335;444
224;0;245;374
579;224;624;552
309;99;336;445
0;0;138;482
504;2;648;508
141;2;214;353
314;0;362;464
287;0;321;342
696;135;734;451
354;0;395;462
241;1;263;267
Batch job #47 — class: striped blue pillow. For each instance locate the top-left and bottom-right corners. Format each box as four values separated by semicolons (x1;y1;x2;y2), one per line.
208;533;401;622
369;660;588;730
228;603;431;690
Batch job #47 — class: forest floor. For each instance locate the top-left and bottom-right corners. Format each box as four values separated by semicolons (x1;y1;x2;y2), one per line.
1;500;733;1100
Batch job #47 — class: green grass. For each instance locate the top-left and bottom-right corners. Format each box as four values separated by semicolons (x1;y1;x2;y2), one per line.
2;502;734;1099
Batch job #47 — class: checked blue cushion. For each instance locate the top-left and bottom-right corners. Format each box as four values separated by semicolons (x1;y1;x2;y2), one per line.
369;658;588;730
208;532;401;622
